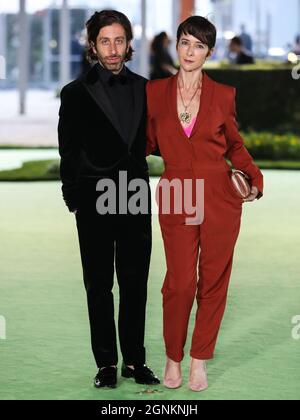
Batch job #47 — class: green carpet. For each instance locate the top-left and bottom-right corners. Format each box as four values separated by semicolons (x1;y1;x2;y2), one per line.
0;171;299;400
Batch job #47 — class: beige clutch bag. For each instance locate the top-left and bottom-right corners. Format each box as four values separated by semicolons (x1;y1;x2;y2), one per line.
231;170;251;199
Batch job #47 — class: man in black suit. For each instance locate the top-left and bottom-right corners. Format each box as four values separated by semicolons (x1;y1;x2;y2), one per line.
58;10;160;389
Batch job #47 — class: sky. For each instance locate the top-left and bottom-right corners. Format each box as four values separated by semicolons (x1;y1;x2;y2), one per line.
231;0;299;47
0;0;299;48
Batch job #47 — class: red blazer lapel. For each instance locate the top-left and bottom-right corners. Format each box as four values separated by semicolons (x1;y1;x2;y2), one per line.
190;71;215;139
167;71;215;140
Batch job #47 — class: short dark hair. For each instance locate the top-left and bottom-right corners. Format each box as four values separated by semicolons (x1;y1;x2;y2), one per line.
177;16;216;50
151;32;169;53
230;36;243;47
86;10;134;63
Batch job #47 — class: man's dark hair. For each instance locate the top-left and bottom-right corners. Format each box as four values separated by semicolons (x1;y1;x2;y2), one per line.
86;10;134;63
177;16;216;50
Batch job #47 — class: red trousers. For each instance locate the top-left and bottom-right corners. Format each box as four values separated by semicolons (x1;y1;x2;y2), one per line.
159;167;243;362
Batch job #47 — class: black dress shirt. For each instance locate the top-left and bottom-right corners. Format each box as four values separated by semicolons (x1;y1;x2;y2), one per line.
96;62;134;143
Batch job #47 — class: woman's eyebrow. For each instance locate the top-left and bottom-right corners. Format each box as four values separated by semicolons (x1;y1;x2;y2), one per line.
181;38;204;45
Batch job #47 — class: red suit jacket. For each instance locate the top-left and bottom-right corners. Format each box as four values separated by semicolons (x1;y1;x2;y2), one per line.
146;72;264;199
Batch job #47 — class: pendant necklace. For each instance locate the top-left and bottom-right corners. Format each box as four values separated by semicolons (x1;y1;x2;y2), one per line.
178;79;202;125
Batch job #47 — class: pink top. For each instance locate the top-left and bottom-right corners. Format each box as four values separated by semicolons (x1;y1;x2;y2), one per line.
183;116;197;138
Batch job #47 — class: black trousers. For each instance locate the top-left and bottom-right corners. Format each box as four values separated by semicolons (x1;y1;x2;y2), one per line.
75;188;152;369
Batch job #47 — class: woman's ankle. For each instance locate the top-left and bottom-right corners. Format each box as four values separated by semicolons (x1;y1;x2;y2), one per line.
166;355;182;364
190;357;206;365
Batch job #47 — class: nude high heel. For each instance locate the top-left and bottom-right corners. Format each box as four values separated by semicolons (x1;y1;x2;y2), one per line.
188;359;208;392
163;356;182;389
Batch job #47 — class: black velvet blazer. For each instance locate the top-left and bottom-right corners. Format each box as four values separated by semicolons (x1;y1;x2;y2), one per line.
58;63;149;212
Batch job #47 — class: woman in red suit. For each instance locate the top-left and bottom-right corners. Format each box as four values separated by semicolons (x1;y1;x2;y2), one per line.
146;16;264;392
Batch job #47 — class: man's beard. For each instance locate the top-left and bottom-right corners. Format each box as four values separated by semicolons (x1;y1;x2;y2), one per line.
99;54;126;73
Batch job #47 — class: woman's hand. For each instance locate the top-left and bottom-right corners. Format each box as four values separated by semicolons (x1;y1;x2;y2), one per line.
243;186;259;202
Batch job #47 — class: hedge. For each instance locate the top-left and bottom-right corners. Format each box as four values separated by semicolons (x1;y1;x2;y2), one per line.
205;69;300;133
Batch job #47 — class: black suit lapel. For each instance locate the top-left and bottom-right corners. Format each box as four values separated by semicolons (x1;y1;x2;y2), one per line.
81;64;146;149
82;64;126;143
128;76;145;150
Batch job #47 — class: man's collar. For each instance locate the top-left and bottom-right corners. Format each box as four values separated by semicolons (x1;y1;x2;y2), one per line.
96;61;131;85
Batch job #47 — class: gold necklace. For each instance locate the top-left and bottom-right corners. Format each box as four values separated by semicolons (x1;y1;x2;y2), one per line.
178;80;202;125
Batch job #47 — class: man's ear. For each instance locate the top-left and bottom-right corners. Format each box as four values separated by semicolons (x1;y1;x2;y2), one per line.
126;41;132;53
91;41;97;56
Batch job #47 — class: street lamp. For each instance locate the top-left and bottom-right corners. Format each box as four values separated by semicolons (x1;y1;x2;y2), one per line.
59;0;71;88
18;0;29;115
139;0;148;78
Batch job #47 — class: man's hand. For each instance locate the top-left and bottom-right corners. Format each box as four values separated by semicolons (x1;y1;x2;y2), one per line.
243;186;259;203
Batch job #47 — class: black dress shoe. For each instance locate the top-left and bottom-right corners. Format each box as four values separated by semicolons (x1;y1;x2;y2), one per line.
94;366;117;389
121;362;160;385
